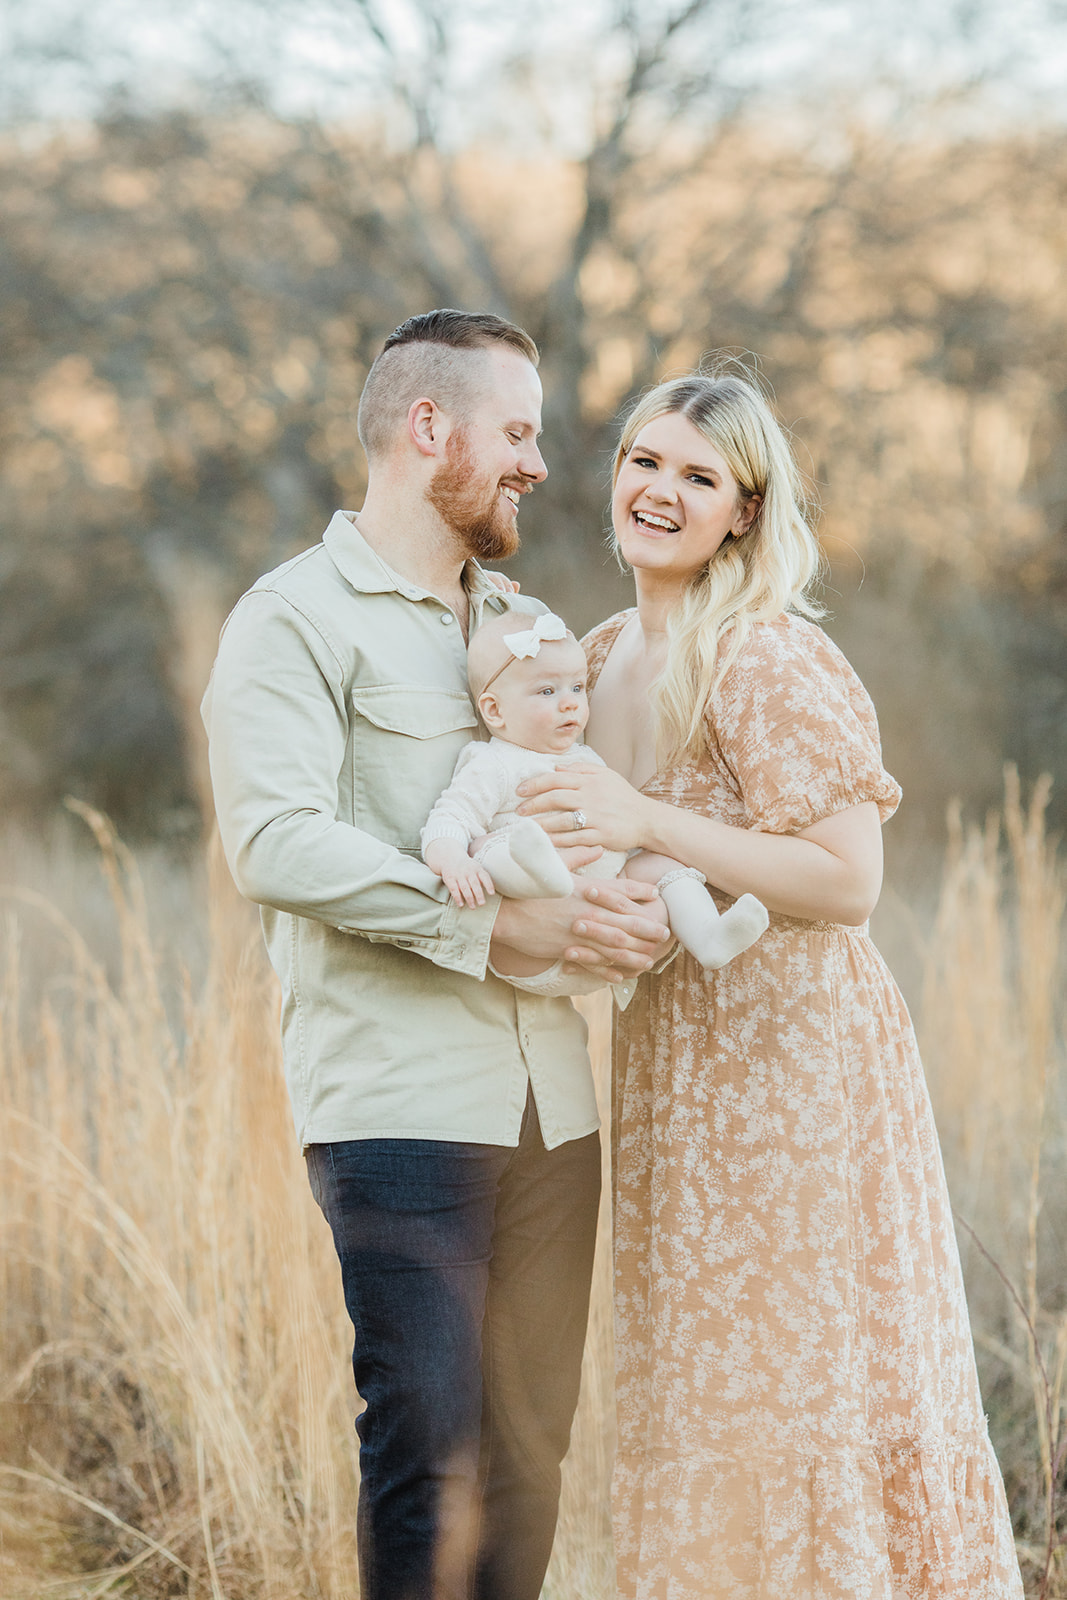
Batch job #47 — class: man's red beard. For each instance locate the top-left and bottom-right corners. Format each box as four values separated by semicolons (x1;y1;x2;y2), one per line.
426;428;521;563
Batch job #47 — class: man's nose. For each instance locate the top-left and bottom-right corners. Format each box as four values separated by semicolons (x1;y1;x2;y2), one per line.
522;442;548;483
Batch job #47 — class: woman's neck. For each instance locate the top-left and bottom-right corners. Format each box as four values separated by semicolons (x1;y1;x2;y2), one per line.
632;570;686;647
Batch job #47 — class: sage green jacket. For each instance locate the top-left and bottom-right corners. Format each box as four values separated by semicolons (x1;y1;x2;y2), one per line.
202;511;598;1150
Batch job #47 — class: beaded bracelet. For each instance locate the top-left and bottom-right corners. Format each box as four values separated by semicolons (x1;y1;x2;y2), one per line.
656;867;707;891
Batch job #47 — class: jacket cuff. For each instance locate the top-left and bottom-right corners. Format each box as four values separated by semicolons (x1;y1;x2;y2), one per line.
428;892;502;979
650;939;681;975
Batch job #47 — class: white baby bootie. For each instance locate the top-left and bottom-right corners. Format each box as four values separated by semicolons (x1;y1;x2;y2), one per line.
477;818;573;899
657;868;769;970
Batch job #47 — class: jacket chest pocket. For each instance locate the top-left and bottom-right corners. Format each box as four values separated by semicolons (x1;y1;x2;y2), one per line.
349;685;479;850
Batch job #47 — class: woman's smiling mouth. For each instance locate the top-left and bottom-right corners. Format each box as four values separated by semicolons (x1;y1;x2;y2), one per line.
633;510;680;533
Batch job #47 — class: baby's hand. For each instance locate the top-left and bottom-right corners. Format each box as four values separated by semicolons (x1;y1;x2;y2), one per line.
424;837;496;908
442;858;496;909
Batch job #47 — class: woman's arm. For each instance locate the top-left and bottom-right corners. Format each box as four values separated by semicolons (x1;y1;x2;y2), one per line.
516;765;883;926
643;797;883;925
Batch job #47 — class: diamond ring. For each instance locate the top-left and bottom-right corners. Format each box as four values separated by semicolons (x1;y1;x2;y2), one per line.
571;809;587;831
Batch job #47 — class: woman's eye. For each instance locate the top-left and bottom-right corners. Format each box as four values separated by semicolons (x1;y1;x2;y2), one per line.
633;455;657;469
690;473;715;487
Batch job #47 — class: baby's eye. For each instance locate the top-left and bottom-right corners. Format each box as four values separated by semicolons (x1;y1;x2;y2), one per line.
538;686;555;696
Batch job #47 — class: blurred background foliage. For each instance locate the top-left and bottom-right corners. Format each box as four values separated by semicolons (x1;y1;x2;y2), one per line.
0;0;1066;869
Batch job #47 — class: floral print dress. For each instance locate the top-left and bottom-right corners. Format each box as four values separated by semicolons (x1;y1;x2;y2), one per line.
582;610;1022;1600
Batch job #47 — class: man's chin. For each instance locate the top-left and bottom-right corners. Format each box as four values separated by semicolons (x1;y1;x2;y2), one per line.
466;520;520;564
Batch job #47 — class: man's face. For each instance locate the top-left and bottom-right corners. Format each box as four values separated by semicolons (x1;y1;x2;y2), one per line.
427;348;547;562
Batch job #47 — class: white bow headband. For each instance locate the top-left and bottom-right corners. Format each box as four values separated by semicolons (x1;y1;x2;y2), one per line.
480;613;569;695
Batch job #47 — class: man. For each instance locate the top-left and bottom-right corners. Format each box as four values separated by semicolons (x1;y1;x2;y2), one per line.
202;309;669;1600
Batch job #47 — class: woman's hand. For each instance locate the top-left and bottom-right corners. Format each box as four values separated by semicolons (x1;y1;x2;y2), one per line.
516;763;652;855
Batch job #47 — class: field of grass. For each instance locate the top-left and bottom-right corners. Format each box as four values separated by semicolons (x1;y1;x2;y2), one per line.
1;778;1064;1598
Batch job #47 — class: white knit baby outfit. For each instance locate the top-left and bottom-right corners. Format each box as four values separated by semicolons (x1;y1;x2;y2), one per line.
421;737;630;1000
421;736;626;874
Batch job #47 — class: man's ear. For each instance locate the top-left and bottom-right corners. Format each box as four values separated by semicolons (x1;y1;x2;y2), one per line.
478;690;506;734
408;397;443;457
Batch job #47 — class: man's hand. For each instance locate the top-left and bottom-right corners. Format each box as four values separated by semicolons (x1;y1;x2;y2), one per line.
424;837;496;909
491;876;670;985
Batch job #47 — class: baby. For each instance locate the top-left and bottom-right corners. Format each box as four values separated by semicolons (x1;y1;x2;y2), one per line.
421;610;769;982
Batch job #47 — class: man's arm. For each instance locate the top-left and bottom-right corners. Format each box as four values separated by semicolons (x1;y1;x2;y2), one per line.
202;589;499;973
204;588;668;981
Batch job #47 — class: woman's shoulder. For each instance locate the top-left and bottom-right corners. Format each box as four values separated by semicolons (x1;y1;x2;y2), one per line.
714;612;883;735
719;609;891;765
733;611;863;685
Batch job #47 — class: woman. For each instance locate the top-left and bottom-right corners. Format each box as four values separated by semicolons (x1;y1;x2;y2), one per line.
516;368;1022;1598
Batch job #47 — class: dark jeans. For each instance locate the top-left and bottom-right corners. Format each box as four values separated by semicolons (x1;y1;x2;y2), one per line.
306;1093;601;1600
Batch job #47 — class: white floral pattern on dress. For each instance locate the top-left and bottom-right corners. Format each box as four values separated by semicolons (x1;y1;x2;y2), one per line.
583;610;1022;1600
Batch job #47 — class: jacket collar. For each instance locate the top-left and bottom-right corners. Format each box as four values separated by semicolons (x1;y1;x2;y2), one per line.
323;510;509;614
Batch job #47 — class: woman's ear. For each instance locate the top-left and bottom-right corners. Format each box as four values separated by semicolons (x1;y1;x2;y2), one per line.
735;492;762;537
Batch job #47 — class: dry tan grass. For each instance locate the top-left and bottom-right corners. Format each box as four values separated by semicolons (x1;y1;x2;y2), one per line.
1;813;362;1597
0;781;1064;1597
920;770;1067;1598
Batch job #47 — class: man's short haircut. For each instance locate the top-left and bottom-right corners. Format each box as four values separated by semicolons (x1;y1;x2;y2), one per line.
357;309;540;463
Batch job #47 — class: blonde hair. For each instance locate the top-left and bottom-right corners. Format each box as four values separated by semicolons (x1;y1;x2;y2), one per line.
612;362;824;763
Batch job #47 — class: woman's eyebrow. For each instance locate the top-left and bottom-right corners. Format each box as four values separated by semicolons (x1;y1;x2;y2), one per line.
632;443;721;478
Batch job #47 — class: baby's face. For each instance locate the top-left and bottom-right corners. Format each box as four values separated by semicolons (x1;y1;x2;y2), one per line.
486;638;590;755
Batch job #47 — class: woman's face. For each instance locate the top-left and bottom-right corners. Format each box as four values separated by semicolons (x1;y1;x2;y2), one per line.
612;410;754;584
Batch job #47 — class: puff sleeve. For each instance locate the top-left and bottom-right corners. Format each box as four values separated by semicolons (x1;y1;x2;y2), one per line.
709;615;902;836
